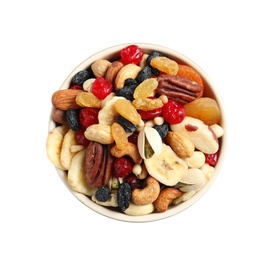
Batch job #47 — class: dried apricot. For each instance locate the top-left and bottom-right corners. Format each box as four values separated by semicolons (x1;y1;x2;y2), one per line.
150;57;179;75
177;65;204;98
184;97;221;125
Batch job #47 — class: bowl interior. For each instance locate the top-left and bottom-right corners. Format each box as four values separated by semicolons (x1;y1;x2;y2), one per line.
48;43;227;222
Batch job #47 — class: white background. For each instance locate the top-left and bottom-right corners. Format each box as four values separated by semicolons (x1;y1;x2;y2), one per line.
1;0;278;259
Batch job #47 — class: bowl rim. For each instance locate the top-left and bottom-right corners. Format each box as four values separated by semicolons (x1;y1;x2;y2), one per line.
48;42;227;222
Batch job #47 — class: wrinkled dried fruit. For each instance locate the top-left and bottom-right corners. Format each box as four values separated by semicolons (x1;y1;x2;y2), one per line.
111;122;128;150
114;99;141;125
66;109;80;132
150;56;179;75
133;78;158;99
117;182;132;211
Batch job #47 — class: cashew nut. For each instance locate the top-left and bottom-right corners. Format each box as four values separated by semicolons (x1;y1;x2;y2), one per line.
124;202;154;216
110;142;142;164
153;187;183;212
84;124;114;144
132;176;160;205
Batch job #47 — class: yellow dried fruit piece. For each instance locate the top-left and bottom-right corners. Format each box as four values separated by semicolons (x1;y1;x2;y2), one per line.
111;123;128;150
114;99;141;125
132;98;163;111
76;91;102;108
133;78;158;99
150;56;179;75
184;97;221;125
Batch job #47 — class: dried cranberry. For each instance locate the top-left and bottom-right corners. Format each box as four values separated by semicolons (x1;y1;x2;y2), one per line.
205;151;219;166
91;77;112;100
69;84;83;90
127;131;138;144
124;174;141;190
138;107;162;120
75;128;90;146
113;157;133;178
79;107;99;128
161;99;186;124
120;45;144;65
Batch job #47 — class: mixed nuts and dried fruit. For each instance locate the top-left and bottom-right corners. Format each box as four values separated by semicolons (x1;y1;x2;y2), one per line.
47;44;224;216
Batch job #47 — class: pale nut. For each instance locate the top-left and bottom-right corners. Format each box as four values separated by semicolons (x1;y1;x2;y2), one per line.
124;202;155;216
185;151;206;168
153;188;183;212
164;131;195;158
210;124;224;138
114;64;141;90
110;142;142;164
173;190;196;205
170;116;219;154
132;163;148;179
51;89;83;110
84;124;114;144
200;163;215;180
91;59;111;78
132;176;160;205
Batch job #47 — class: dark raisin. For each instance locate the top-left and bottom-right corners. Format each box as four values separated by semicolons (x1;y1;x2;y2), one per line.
115;85;137;101
117;115;137;133
117;182;131;211
66;109;80;132
71;69;92;85
95;186;111;202
153;122;169;139
136;66;152;83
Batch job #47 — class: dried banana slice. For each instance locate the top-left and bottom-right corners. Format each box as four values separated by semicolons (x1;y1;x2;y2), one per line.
46;125;68;170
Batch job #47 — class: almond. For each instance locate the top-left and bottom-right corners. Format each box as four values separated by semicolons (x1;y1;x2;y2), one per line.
51;89;83;110
165;131;195;158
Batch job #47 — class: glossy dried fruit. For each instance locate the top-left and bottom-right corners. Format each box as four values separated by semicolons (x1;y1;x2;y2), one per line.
120;45;144;65
113;157;133;178
79;107;99;128
184;97;221;125
133;78;158;99
162;99;186;124
150;56;179;75
91;77;112;100
114;99;141;125
136;66;152;83
132;98;163;111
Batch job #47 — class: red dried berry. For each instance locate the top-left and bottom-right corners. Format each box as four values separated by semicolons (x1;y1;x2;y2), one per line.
113;157;133;178
91;77;112;100
124;174;141;190
120;45;144;65
70;84;83;90
75;128;90;146
161;99;186;124
205;151;219;166
79;107;99;128
138;107;162;120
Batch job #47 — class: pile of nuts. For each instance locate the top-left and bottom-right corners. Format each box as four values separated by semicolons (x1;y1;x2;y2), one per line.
47;44;224;216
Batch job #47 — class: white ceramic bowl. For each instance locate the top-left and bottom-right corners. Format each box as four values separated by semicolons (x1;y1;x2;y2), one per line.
48;43;227;222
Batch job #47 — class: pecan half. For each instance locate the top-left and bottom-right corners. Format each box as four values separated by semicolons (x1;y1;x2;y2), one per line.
157;74;202;104
85;142;113;187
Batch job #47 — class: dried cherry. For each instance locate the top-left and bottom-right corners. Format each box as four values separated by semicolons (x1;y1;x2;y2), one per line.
79;107;99;128
91;77;112;100
161;99;186;124
113;157;133;178
120;45;144;65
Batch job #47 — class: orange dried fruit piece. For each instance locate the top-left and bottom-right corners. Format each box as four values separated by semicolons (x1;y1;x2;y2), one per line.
150;57;179;75
111;122;128;150
114;99;141;125
133;78;158;99
177;64;204;98
184;97;221;125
